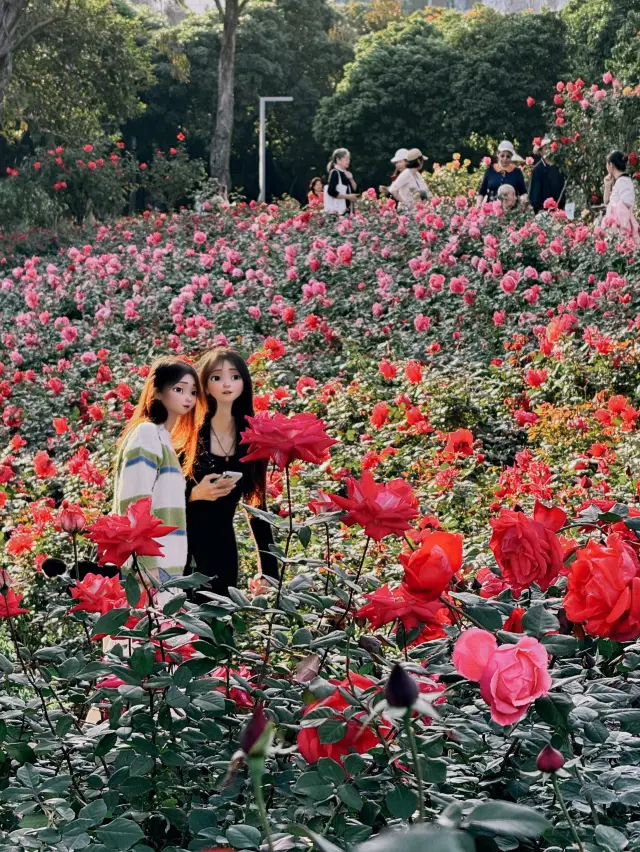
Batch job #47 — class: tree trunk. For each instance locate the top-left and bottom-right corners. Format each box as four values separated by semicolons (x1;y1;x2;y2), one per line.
0;0;25;114
209;0;240;195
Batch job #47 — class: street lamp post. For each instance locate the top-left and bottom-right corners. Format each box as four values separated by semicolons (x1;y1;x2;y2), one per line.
258;96;293;204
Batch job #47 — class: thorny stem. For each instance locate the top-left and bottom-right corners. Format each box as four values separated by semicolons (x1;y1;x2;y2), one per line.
335;536;371;630
404;715;425;823
552;774;585;852
259;464;293;681
324;523;332;594
251;760;275;852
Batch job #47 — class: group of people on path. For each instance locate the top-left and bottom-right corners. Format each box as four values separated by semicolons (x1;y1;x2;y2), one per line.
307;141;638;243
113;350;279;605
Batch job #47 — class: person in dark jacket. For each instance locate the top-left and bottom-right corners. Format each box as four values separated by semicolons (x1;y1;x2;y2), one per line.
185;348;279;600
477;141;527;206
529;137;566;213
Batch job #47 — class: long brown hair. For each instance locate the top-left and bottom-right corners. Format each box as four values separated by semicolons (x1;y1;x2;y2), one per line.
118;357;206;478
196;348;268;506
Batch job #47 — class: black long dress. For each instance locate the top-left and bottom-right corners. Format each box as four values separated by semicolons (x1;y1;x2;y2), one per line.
185;427;279;599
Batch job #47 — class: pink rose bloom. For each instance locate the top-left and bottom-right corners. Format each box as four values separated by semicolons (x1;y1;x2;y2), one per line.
454;629;551;726
193;231;207;245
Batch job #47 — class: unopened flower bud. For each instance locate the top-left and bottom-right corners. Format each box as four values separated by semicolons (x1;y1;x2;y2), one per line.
385;663;418;708
239;706;273;758
60;503;86;535
536;744;565;773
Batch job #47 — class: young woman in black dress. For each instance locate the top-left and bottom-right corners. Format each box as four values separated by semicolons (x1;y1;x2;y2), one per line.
186;348;279;598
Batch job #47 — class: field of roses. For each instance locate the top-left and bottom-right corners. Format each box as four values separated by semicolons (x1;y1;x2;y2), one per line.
1;190;640;852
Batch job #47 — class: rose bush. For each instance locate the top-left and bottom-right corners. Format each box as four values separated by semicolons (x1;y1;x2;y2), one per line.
1;144;640;851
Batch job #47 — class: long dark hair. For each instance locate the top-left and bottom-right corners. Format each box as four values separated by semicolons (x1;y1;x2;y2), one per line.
196;348;267;506
118;357;205;478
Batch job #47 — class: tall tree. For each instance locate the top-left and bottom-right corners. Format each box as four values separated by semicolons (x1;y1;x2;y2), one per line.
210;0;250;193
0;0;71;114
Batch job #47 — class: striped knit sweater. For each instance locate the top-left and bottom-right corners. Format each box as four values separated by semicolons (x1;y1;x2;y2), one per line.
113;421;187;583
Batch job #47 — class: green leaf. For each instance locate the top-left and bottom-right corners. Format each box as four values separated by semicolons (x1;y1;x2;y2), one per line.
125;572;140;608
521;605;560;637
0;654;13;674
162;593;187;616
96;817;144;850
541;634;579;656
293;627;313;646
317;758;346;785
92;608;131;638
95;732;117;758
298;526;312;548
5;742;36;764
166;571;214;589
79;798;107;827
535;694;573;731
175;613;214;640
165;685;189;709
386;785;417;819
466;801;551;838
423;758;447;784
466;604;503;632
55;715;74;737
584;720;610;743
318;719;348;745
343;753;367;775
16;764;40;789
226;824;262;849
595;825;628;851
337;783;363;811
293;771;334;801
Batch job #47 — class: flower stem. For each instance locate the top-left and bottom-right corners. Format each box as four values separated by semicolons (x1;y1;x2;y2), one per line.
250;759;275;852
335;536;370;630
552;774;584;852
404;714;425;823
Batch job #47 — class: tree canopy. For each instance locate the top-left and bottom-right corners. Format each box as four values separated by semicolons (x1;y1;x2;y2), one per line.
313;8;567;188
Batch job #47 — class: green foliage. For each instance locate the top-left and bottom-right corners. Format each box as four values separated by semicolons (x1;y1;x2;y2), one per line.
143;145;207;210
561;0;639;82
314;9;566;187
125;0;352;199
3;0;153;144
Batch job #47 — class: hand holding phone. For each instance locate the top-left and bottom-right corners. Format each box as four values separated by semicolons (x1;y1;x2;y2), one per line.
219;470;242;485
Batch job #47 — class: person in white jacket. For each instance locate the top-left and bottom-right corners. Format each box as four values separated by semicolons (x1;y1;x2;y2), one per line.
382;148;430;211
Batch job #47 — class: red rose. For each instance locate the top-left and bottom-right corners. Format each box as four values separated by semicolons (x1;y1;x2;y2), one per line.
69;573;127;614
370;402;389;428
0;589;29;618
401;531;463;600
489;501;566;594
85;497;178;568
329;471;419;541
33;451;57;479
442;428;474;460
297;674;390;764
404;360;422;384
240;411;336;471
564;534;640;641
378;359;397;380
356;583;451;633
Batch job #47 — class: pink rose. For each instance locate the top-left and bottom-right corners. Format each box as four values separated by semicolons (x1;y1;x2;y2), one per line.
453;629;551;725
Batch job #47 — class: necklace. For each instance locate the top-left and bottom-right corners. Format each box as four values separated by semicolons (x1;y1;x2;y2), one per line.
210;422;236;463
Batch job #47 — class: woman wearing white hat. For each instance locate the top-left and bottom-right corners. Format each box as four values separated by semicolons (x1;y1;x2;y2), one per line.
477;141;527;206
383;148;430;211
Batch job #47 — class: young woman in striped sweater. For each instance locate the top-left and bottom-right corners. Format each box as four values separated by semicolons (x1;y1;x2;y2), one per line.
113;358;206;594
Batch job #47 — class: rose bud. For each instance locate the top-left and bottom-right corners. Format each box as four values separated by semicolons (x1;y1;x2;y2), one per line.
536;744;565;773
239;706;273;758
60;503;86;535
385;663;418;708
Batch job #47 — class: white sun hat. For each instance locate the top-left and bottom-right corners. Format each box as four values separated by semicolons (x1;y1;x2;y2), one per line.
390;148;409;164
